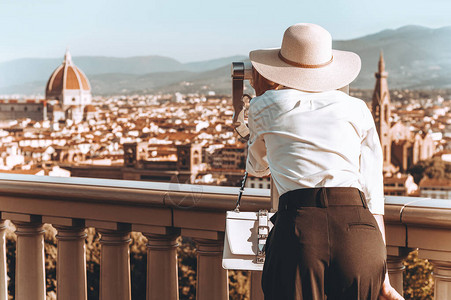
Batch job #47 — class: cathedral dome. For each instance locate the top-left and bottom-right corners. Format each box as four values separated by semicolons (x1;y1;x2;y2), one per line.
44;50;92;114
45;50;91;99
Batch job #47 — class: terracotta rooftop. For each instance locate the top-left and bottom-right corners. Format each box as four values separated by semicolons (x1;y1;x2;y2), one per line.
419;177;451;188
384;174;409;183
0;168;44;175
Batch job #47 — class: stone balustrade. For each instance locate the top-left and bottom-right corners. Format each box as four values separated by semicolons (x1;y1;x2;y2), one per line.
0;173;449;299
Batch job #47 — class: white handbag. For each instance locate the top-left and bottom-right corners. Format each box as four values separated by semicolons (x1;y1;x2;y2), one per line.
222;172;276;271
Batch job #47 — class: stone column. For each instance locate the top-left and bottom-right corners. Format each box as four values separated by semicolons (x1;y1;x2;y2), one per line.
250;271;264;300
0;220;7;300
144;231;180;300
430;260;451;300
98;229;131;300
13;221;46;300
54;225;87;300
387;255;405;295
194;238;228;300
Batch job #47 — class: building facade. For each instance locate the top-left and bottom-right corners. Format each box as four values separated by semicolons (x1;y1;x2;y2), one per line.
0;99;48;121
245;176;271;189
419;178;451;200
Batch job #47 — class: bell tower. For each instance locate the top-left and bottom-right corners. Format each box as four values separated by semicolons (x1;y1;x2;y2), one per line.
176;143;202;171
372;52;391;167
176;143;203;183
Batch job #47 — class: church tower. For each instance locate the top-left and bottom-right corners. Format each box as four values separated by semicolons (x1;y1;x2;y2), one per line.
372;52;391;168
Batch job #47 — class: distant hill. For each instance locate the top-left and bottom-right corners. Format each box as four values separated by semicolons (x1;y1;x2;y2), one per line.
333;25;451;90
0;55;247;94
1;25;451;95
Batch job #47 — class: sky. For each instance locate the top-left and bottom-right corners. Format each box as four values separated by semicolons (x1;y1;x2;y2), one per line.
0;0;450;63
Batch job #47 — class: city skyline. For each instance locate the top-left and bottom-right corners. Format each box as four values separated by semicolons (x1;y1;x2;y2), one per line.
0;1;450;299
0;0;450;63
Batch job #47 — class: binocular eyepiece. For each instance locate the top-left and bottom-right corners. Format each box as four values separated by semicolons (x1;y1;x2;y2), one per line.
231;62;253;81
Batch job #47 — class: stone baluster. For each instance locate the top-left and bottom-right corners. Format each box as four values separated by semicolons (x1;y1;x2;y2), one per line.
250;271;264;300
430;260;451;300
0;220;7;300
194;238;228;300
13;221;46;300
386;248;410;296
144;230;180;300
54;225;87;300
387;255;405;295
98;228;131;300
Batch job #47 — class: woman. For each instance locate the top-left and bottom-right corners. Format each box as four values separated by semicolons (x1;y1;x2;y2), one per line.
246;23;404;300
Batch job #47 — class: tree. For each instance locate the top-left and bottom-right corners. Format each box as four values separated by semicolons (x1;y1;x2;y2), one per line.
403;250;434;299
408;157;451;184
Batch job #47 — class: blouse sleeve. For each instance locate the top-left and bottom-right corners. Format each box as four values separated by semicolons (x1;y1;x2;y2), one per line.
360;106;385;215
245;103;270;177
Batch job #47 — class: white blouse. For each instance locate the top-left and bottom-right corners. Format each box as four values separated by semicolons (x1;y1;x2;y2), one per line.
246;89;385;215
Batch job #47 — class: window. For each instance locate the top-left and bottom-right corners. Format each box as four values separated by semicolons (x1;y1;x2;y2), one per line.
251;183;255;188
193;150;200;165
259;184;263;188
384;105;389;123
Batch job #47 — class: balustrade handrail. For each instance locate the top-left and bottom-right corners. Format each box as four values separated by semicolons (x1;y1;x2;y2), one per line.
384;195;451;228
0;173;451;300
0;173;269;209
1;173;451;230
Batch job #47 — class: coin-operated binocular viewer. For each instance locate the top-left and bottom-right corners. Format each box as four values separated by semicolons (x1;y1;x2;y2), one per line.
231;61;253;140
230;61;279;210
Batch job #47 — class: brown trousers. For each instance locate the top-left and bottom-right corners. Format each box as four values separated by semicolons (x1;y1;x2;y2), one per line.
262;187;386;300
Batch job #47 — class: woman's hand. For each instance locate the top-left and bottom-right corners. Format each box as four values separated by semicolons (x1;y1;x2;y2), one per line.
379;273;404;300
371;216;404;300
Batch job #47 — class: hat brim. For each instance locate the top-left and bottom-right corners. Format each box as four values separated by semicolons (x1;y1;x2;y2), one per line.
249;48;361;92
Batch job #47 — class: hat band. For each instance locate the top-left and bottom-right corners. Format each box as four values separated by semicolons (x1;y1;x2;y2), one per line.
278;51;333;69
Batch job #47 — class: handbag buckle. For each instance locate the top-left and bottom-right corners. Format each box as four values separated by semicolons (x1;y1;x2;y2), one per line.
255;209;270;264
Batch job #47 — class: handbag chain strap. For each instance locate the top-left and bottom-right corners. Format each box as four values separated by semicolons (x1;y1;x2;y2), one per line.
234;171;248;212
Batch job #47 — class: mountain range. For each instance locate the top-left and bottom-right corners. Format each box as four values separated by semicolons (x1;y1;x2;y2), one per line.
1;25;450;96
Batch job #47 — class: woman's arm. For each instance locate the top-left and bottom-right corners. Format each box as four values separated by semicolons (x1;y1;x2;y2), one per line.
358;104;401;298
373;214;404;300
373;214;386;244
245;97;270;177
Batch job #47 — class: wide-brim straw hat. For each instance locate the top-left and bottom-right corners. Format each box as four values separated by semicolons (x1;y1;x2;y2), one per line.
249;23;361;92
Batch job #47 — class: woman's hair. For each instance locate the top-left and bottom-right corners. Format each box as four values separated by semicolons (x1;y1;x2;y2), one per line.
250;67;284;96
251;67;349;95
